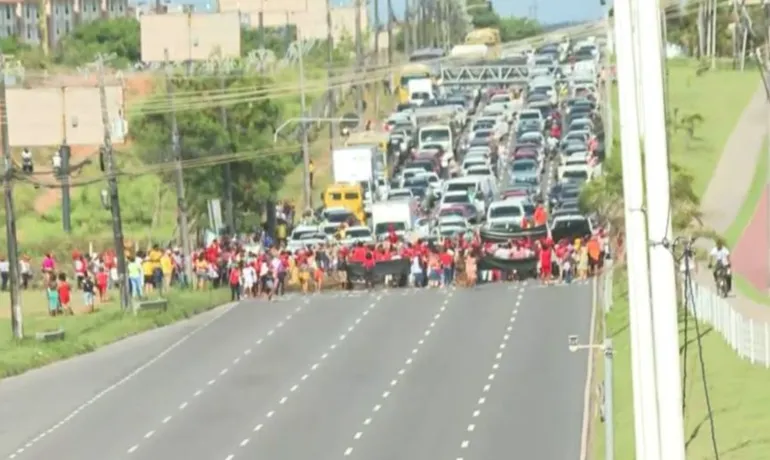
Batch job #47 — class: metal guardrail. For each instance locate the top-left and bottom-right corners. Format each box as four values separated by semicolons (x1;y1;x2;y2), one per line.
685;280;770;368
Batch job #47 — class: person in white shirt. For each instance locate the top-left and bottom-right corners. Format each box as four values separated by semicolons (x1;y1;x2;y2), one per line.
21;148;33;173
242;264;256;298
52;150;62;171
708;239;732;294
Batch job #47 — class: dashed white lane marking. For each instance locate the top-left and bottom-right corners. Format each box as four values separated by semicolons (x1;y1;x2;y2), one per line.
219;290;398;460
120;295;334;455
340;289;456;455
8;298;246;459
455;286;524;456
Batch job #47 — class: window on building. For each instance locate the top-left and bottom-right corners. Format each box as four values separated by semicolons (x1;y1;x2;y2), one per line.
65;3;69;14
65;21;70;33
5;7;10;19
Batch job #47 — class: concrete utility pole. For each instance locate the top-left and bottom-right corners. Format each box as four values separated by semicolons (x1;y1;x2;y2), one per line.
637;0;688;456
1;55;22;338
96;54;130;310
354;0;364;120
326;0;334;156
296;39;312;209
218;71;235;233
164;50;194;287
613;0;661;457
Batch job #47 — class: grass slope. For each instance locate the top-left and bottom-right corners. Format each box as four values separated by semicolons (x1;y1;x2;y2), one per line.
0;288;231;378
593;60;767;459
593;269;770;460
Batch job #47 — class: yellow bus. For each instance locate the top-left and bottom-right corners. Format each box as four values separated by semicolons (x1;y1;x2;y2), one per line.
395;63;432;104
464;28;501;59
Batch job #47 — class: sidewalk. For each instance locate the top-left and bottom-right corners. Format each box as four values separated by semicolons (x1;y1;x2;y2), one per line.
696;82;770;324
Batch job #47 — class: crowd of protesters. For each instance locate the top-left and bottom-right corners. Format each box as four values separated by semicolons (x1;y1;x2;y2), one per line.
0;220;609;314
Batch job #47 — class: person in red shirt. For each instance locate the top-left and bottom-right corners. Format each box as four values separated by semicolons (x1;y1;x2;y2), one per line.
95;267;109;303
387;224;399;245
351;243;367;262
520;216;531;229
533;204;547;227
362;248;376;289
539;241;553;285
439;249;454;286
228;263;241;301
57;272;74;315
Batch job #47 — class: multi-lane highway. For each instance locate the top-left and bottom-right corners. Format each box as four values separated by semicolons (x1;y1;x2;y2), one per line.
0;282;593;460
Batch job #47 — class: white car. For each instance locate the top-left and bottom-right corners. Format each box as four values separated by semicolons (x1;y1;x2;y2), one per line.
466;146;491;158
461;157;489;174
560;151;590;168
558;164;593;184
341;226;375;246
465;164;494;178
486;199;535;224
437;214;470;229
387;188;414;200
399;167;427;184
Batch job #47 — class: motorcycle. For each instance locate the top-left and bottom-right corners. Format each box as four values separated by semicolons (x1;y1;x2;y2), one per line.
714;263;731;298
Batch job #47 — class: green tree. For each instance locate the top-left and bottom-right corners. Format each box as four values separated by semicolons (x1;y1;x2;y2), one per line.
56;18;140;67
129;72;295;227
499;17;542;42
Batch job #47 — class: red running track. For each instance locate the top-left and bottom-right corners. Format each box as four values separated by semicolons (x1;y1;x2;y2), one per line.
733;189;769;290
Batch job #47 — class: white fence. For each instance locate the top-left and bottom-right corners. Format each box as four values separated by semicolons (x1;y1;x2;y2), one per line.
686;281;770;368
601;265;770;368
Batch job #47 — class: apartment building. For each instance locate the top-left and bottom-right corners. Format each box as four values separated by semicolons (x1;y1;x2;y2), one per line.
218;0;368;41
0;0;129;49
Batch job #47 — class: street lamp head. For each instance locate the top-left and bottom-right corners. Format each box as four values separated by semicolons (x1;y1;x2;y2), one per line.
568;334;579;352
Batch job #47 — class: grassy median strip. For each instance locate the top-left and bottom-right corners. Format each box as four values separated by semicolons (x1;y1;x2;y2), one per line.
592;268;770;459
0;288;231;378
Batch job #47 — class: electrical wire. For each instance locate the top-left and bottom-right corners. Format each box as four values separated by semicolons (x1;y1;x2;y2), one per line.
15;144;302;188
678;241;721;460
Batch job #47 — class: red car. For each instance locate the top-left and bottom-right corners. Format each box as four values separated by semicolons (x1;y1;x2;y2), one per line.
511;149;538;161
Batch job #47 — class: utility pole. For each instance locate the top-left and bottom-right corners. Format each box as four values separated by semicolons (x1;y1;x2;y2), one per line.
387;0;393;65
296;39;312;209
60;99;72;234
164;49;194;287
638;0;687;456
354;0;364;120
96;55;130;311
374;0;380;118
326;0;334;156
614;0;660;457
1;55;22;338
60;143;71;233
218;71;235;234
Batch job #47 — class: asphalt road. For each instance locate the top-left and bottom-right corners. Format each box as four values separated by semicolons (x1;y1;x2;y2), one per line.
0;282;593;460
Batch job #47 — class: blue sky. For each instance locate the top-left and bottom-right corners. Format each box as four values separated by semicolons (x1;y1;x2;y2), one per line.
168;0;602;26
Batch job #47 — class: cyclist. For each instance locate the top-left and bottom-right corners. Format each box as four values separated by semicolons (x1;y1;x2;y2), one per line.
708;239;732;295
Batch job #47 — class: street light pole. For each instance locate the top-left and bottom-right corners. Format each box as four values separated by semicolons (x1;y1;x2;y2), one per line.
295;38;312;209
